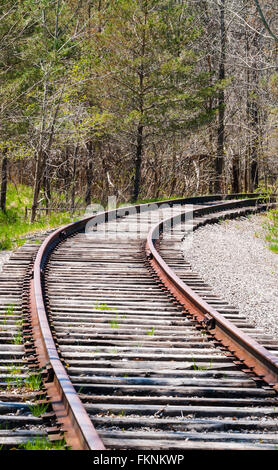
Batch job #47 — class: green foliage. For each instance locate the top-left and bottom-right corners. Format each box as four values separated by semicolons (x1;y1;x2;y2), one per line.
2;0;274;207
94;302;115;311
0;184;84;252
7;364;22;375
18;437;67;451
192;358;213;371
70;0;221;150
12;331;23;345
24;373;42;391
28;399;49;417
263;209;278;254
110;318;120;329
0;141;32;160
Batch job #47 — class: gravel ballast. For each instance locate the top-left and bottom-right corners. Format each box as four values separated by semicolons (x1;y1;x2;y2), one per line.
184;213;278;339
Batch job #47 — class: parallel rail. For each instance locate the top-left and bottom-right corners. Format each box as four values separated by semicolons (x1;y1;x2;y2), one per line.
146;201;278;391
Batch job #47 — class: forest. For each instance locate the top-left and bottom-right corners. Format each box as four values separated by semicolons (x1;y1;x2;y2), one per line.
0;0;277;225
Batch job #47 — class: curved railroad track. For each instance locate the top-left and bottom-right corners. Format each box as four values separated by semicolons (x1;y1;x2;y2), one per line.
1;194;277;450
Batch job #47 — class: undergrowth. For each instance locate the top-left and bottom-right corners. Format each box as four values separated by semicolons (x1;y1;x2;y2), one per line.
0;184;83;251
263;209;278;254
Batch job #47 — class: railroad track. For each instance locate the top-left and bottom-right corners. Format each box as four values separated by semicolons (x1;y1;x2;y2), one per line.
1;194;277;450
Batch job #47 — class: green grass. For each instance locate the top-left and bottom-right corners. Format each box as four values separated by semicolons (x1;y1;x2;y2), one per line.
24;373;42;391
192;358;213;371
0;184;84;251
263;209;278;254
94;302;115;311
7;365;22;375
4;304;15;315
12;330;23;345
110;319;120;329
28;399;49;417
18;436;67;451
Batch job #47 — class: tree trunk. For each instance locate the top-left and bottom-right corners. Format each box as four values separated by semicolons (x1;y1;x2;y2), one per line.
31;79;48;223
232;154;240;193
43;164;51;215
0;149;8;212
85;141;94;207
132;124;143;202
132;7;146;203
71;145;78;211
214;0;226;194
31;150;47;222
248;33;260;192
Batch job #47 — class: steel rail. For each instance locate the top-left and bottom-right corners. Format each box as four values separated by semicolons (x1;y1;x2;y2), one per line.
146;198;278;393
28;193;265;450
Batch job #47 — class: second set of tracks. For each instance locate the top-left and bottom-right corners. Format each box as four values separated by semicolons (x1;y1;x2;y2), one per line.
22;194;278;450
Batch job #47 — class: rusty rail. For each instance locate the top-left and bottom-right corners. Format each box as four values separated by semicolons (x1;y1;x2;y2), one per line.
146;198;278;392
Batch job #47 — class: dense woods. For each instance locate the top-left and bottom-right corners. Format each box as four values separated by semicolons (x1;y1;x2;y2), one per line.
0;0;278;218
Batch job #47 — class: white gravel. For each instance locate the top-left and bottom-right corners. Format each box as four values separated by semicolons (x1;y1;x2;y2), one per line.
185;213;278;339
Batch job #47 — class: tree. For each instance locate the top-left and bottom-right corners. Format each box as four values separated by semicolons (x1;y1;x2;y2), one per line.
27;0;89;221
253;0;278;43
1;0;277;208
87;0;219;201
0;1;31;211
215;0;226;193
